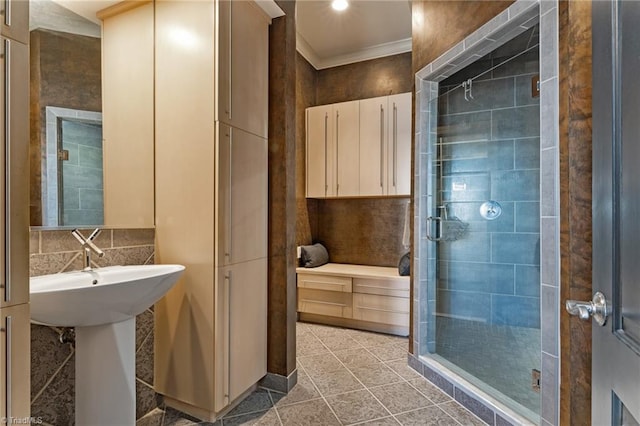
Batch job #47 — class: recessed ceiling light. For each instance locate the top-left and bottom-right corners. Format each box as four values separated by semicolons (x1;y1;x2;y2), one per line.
332;0;349;12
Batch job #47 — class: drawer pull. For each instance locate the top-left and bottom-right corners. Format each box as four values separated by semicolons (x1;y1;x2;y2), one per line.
300;299;348;308
355;304;409;314
355;284;408;291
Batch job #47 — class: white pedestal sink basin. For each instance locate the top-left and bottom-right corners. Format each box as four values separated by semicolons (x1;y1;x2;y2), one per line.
30;264;185;426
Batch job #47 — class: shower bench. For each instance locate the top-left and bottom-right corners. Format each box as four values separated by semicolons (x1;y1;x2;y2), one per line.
296;263;410;336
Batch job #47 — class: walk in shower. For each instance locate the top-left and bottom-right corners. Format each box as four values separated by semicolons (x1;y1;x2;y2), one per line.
416;20;542;422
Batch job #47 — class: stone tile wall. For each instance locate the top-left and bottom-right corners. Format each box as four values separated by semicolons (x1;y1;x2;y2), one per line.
30;228;156;425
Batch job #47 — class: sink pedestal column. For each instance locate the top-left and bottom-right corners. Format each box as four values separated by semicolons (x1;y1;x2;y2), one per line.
75;317;136;425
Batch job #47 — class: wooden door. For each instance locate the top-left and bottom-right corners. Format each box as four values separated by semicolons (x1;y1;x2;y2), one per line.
591;1;640;424
387;93;411;196
335;100;359;197
359;96;387;196
306;105;333;198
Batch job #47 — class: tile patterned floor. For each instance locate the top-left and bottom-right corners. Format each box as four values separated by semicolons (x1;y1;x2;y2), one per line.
140;322;488;426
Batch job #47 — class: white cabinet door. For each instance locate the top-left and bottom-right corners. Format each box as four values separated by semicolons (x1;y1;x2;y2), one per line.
306;105;333;198
0;0;28;44
0;304;29;421
2;37;28;308
335;101;359;197
218;1;269;138
102;3;155;227
387;93;411;196
218;258;267;407
218;124;268;266
359;96;387;196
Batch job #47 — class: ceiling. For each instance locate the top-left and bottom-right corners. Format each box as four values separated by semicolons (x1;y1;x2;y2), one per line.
31;0;412;70
296;0;412;70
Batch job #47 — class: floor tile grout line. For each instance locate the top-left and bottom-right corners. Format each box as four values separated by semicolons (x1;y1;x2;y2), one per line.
391;402;463;425
266;389;284;426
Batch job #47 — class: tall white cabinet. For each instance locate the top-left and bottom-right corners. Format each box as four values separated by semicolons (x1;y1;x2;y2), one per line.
1;0;29;420
154;0;273;420
307;92;411;198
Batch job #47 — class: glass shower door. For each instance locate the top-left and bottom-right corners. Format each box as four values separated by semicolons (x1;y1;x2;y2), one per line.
421;26;541;421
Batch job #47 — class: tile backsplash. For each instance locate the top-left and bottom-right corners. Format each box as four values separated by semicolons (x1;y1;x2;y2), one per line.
30;228;156;425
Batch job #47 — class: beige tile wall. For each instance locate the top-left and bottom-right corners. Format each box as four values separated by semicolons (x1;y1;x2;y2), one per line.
29;228;156;425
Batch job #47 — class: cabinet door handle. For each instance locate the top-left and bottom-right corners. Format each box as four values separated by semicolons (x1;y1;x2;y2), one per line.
225;1;232;120
335;110;339;195
393;102;397;188
225;129;233;263
324;112;328;195
4;39;9;304
223;272;231;403
3;315;11;420
2;0;10;27
379;105;384;188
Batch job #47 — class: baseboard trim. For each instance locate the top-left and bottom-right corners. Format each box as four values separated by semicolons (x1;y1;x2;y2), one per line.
259;369;298;394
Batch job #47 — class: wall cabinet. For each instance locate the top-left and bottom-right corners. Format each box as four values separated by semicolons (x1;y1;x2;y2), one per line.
0;0;28;44
306;92;411;198
155;0;272;420
305;101;359;197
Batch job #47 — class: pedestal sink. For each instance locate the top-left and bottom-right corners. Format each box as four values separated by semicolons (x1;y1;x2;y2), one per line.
30;264;185;426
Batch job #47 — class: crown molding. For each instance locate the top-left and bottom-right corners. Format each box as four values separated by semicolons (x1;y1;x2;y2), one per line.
296;35;412;70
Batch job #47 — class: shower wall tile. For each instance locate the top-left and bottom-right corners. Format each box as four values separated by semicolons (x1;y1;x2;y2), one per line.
540;78;559;151
540;284;558;356
515;201;540;233
491;233;540;265
443;261;515;294
540;147;558;217
541;352;559;424
540;217;558;286
491;105;540;139
437;290;491;322
515;265;541;297
514;137;540;169
491;169;540;201
491;294;540;328
29;228;157;422
442;140;515;174
438;232;491;263
438;111;491;143
540;6;558;82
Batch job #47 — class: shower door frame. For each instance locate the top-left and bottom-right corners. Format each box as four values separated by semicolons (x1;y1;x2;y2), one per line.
411;1;560;425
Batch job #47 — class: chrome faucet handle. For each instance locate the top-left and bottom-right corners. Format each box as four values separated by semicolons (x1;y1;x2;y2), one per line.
71;229;105;258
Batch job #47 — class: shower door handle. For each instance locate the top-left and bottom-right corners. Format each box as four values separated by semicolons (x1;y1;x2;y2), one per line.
426;216;443;242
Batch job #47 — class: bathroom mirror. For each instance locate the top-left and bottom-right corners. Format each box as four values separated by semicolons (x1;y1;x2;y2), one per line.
29;0;155;228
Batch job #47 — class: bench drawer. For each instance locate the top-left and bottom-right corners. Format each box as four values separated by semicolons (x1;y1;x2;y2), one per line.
297;273;352;292
352;293;408;327
353;277;409;298
298;288;352;318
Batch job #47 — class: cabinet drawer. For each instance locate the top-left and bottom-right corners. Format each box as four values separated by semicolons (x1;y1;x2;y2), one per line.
352;293;408;327
298;288;352;318
297;273;352;292
353;277;409;298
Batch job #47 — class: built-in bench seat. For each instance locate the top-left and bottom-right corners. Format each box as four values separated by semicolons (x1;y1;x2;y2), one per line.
296;263;410;336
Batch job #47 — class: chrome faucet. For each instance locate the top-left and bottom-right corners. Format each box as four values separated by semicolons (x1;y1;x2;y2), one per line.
71;228;105;271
